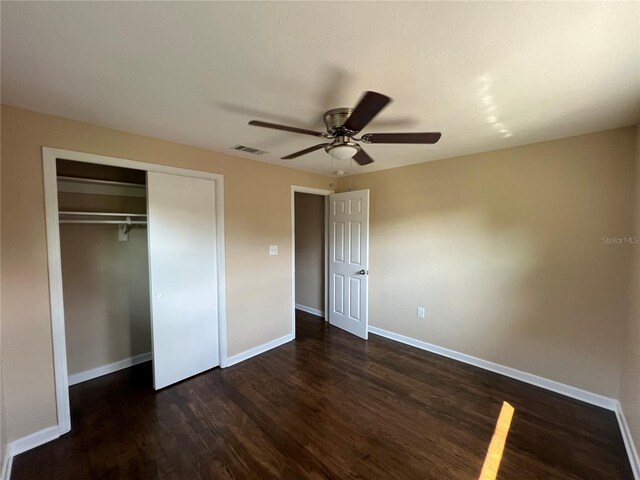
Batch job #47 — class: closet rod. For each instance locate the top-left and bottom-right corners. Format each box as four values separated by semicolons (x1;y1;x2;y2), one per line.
59;211;146;217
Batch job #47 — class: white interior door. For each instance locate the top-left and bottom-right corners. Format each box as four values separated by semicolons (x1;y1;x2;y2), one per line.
329;190;369;339
147;172;219;389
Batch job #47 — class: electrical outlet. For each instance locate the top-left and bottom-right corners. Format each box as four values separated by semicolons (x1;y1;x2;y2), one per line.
417;307;425;319
269;245;278;256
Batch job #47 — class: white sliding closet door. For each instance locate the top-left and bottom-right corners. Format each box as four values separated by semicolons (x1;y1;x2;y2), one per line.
147;172;219;389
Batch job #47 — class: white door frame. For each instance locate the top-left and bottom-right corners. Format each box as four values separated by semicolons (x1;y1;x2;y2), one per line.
42;147;228;435
291;186;334;337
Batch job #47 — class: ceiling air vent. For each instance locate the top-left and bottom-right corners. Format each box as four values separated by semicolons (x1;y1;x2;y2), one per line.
231;145;268;155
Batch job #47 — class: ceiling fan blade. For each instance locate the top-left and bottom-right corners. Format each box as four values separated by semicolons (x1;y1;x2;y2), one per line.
353;148;375;166
361;132;442;144
343;91;391;133
281;143;329;160
249;120;327;138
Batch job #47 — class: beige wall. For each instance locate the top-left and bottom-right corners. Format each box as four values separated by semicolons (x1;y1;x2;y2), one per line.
619;124;640;449
59;193;151;376
338;127;637;398
0;105;332;443
294;193;325;313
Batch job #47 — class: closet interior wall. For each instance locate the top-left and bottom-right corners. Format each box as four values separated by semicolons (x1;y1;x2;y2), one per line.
294;192;325;316
56;160;151;380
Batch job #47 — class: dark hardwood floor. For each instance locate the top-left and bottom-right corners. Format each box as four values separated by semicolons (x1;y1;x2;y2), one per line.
12;311;633;479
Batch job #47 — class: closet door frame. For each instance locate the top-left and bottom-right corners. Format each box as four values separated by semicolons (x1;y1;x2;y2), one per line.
42;147;228;435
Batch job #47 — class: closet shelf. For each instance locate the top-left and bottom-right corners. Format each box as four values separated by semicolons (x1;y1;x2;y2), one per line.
59;220;147;225
57;176;146;198
59;211;146;217
57;176;146;189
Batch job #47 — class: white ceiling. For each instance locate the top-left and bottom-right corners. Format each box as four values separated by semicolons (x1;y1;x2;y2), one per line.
2;2;639;176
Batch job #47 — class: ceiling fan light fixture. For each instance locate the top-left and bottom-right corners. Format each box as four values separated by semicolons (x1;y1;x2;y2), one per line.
327;144;359;160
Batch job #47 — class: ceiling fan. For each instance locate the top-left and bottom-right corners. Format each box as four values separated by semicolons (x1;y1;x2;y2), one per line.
248;91;441;166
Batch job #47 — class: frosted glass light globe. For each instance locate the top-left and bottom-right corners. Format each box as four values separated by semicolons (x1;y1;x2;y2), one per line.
330;145;358;160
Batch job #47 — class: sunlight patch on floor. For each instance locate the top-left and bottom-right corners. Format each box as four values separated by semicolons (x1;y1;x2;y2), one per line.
478;401;515;480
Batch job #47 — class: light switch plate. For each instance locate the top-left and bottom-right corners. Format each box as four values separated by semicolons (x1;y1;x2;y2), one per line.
417;307;425;319
269;245;278;256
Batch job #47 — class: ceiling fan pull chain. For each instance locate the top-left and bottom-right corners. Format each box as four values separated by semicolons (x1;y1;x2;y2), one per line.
349;158;353;192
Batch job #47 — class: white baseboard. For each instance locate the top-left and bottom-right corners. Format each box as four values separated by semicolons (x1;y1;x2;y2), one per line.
223;333;294;368
616;401;640;479
368;326;617;411
68;352;152;386
295;304;325;318
2;425;60;479
1;448;12;480
7;425;60;457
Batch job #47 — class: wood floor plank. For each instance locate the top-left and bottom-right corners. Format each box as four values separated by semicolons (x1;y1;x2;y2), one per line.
10;311;634;479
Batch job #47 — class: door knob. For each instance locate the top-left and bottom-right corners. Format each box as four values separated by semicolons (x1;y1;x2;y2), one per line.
356;269;368;275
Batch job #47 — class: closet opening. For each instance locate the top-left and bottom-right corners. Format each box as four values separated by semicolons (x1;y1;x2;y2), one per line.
43;147;227;435
291;186;333;338
56;160;153;388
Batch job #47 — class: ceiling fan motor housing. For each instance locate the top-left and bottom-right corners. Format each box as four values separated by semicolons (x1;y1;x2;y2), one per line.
323;108;361;159
323;108;354;135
